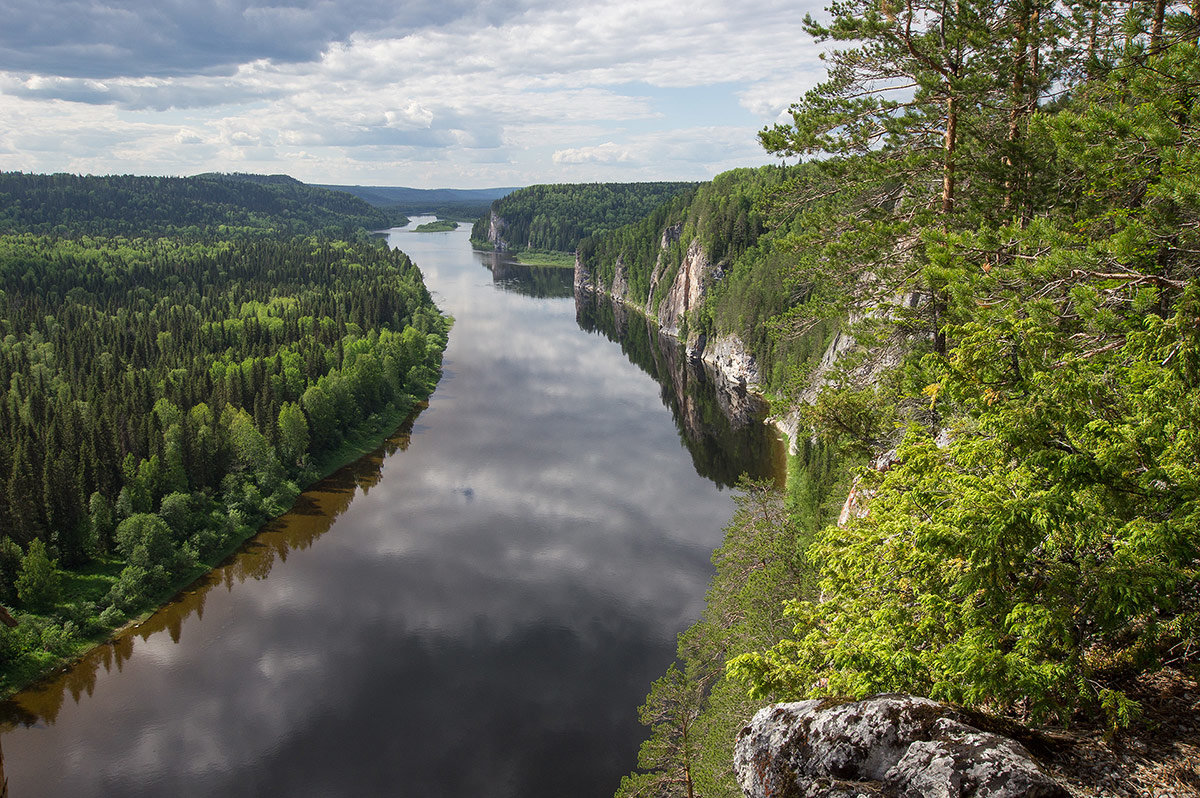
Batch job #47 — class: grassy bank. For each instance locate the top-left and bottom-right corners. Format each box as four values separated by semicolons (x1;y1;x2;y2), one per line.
513;250;576;268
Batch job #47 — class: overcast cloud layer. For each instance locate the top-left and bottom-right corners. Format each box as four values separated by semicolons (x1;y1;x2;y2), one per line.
0;0;827;187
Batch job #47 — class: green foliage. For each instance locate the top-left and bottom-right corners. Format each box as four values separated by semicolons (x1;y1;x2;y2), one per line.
413;219;459;232
729;28;1200;725
277;402;310;466
15;539;60;611
0;178;450;695
617;663;704;798
613;8;1200;794
730;300;1200;720
0;171;399;237
472;182;698;253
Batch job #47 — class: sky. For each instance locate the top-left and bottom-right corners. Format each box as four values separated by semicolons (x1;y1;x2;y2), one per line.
0;0;829;188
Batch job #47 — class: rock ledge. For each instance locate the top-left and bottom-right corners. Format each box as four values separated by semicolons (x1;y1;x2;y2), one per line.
734;694;1069;798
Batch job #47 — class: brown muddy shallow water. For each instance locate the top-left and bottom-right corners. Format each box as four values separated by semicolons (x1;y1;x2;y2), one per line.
0;222;783;797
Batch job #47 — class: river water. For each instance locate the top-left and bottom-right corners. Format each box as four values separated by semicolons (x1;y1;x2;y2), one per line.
0;222;784;797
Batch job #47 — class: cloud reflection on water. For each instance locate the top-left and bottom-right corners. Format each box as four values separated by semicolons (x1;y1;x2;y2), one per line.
0;227;781;798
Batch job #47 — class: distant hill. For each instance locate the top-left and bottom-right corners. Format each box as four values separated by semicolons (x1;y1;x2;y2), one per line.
470;182;700;254
0;171;402;236
317;184;521;221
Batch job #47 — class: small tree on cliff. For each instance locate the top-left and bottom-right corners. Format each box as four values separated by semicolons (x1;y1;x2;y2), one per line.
760;0;1068;353
617;664;704;798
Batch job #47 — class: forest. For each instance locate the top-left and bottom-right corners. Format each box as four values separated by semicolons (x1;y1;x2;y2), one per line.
566;3;1200;797
0;175;448;694
576;165;839;392
0;171;405;237
470;182;698;254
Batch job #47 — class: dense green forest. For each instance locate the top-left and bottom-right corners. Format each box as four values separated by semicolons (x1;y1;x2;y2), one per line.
470;182;698;254
578;165;838;395
0;172;404;237
582;3;1200;797
0;175;448;695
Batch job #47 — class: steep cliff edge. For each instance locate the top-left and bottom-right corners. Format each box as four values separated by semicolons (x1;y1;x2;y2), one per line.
576;225;765;396
484;210;509;252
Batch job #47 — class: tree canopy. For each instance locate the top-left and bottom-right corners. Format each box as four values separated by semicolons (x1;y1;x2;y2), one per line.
607;3;1200;796
0;174;448;695
471;182;698;254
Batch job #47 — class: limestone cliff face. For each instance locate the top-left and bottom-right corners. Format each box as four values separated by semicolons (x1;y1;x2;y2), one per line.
576;220;910;459
487;211;509;252
644;224;684;324
700;334;760;393
578;225;762;400
611;255;629;301
655;239;709;337
573;250;592;292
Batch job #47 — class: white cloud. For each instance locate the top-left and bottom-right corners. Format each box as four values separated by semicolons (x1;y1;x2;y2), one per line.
552;141;632;165
0;0;831;185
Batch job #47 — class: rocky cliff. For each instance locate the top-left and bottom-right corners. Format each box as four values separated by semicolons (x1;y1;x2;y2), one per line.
573;290;783;486
575;227;763;397
486;211;509;252
735;695;1069;798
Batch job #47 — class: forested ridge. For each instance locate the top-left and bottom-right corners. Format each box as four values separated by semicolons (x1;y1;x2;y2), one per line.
470;182;698;254
0;175;448;695
562;3;1200;796
0;171;404;237
577;165;839;393
318;183;518;222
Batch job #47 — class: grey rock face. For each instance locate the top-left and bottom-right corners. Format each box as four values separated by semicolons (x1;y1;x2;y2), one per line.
734;695;1069;798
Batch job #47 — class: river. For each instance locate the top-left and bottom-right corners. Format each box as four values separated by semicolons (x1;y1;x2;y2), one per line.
0;222;784;797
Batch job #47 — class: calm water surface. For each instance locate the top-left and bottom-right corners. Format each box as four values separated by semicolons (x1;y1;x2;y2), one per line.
0;222;783;797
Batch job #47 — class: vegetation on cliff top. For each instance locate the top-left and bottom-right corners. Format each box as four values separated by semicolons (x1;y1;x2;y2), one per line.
469;182;698;254
606;3;1200;797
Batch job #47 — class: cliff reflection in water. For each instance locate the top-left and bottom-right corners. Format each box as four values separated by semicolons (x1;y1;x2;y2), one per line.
478;252;576;298
0;413;422;731
575;290;785;489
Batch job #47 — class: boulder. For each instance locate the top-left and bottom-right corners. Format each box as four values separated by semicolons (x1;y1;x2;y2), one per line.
734;694;1069;798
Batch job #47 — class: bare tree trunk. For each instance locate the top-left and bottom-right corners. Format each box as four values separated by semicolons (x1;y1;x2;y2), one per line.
1126;0;1139;52
943;95;958;215
936;82;954;356
1023;2;1040;227
682;717;695;798
1004;1;1030;214
1152;0;1167;48
1087;1;1100;72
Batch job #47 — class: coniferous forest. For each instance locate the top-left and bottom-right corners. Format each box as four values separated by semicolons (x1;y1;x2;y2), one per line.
2;0;1199;794
0;175;448;694
470;182;699;254
570;4;1200;796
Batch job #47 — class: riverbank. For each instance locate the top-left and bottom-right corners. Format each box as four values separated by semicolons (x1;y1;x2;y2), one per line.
513;250;576;268
0;385;443;701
